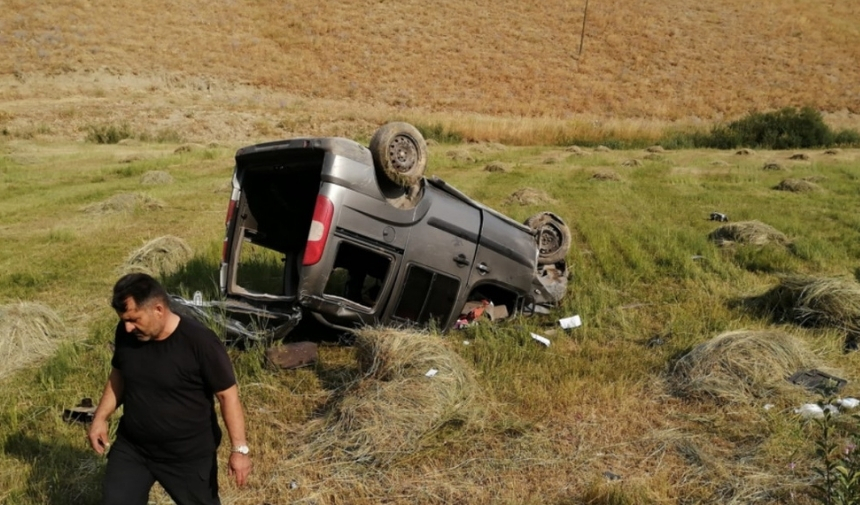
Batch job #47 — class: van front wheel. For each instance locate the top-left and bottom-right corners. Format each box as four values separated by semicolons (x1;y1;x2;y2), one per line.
370;122;427;188
525;212;571;265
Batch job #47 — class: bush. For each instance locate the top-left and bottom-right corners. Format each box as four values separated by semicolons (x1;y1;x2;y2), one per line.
697;107;858;150
85;123;134;144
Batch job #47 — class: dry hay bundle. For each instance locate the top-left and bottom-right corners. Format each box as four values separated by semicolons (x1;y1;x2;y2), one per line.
708;220;789;247
483;161;509;173
671;330;818;403
594;145;611;152
621;158;643;167
592;169;620;181
299;328;481;466
504;187;555;206
564;145;587;155
446;149;475;162
789;153;810;160
762;162;784;171
83;192;165;214
758;275;860;336
823;149;841;155
736;148;755;155
774;178;819;192
646;145;665;153
140;170;174;185
121;235;193;277
0;302;64;379
174;143;205;154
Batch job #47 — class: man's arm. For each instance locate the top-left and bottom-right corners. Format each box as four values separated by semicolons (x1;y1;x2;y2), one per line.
87;367;123;454
215;384;252;487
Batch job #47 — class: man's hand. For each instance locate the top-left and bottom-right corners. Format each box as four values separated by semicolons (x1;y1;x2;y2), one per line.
87;418;111;455
227;452;252;486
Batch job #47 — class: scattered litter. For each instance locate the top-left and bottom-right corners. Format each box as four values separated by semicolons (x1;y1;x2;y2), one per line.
787;369;847;394
290;480;298;490
530;333;551;347
691;255;705;260
795;403;824;419
559;315;582;329
463;340;470;346
192;290;203;306
425;368;439;377
710;212;729;222
837;398;859;409
527;304;552;315
603;471;622;481
63;398;96;424
764;403;774;411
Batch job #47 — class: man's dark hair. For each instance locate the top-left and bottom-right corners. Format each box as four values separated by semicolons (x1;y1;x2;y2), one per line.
111;273;170;312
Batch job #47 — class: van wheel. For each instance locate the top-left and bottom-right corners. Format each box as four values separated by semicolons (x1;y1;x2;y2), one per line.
370;122;427;188
525;212;571;265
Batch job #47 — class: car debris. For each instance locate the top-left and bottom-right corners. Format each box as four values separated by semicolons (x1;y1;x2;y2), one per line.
173;122;571;342
709;212;729;222
63;398;96;424
787;369;847;395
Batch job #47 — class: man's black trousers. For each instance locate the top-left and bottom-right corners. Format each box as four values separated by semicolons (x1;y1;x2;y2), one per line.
103;436;221;505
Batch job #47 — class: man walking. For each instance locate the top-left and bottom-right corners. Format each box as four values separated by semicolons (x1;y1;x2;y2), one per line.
88;273;252;505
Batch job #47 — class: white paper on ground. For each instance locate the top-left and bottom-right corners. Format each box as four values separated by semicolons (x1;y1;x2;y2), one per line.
425;368;439;377
530;332;551;346
559;315;582;329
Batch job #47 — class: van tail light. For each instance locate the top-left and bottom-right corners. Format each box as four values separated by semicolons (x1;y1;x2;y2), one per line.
221;198;239;263
302;195;334;266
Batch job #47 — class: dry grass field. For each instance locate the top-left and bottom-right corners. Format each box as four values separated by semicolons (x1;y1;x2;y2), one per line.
3;2;860;504
2;0;860;143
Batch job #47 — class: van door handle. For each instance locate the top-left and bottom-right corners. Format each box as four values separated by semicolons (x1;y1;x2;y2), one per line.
453;254;470;267
477;263;490;274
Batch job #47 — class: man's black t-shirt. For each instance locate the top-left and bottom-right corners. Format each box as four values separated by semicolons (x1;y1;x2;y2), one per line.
111;316;236;462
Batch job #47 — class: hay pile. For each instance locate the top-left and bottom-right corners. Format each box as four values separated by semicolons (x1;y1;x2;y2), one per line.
789;153;810;160
646;145;665;153
762;162;784;171
708;220;789;247
736;148;754;155
120;235;193;277
446;149;475;162
754;275;860;338
621;158;643;167
595;145;611;152
140;170;174;185
83;192;165;214
504;187;555;206
483;161;509;173
671;330;819;403
297;328;481;466
592;169;620;181
0;302;64;379
774;178;819;192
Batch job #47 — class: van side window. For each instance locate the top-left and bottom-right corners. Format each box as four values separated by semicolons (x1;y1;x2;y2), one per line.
323;241;391;308
394;265;459;325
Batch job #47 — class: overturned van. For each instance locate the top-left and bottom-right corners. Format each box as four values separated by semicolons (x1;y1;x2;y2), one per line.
181;123;571;341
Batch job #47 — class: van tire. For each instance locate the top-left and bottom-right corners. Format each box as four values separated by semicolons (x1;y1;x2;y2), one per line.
525;212;571;265
370;122;427;188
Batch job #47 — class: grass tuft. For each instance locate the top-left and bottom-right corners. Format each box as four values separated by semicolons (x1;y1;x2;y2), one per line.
708;221;790;247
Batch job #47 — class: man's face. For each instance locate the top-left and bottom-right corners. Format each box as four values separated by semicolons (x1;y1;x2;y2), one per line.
117;297;165;341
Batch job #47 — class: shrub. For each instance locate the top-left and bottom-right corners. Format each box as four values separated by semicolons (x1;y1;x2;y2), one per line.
414;122;463;143
85;123;134;144
694;107;860;149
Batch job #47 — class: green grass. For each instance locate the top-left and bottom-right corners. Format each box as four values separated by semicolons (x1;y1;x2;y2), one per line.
1;138;860;504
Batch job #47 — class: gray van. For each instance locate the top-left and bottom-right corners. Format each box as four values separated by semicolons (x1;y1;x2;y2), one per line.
179;123;571;341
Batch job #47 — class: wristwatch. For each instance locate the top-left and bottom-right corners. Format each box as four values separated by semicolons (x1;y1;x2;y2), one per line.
231;445;250;455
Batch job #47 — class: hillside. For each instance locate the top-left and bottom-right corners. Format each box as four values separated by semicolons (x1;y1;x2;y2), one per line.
1;0;860;142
